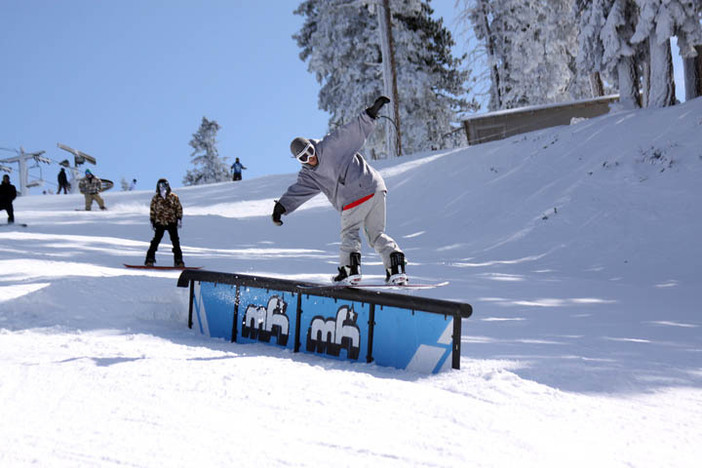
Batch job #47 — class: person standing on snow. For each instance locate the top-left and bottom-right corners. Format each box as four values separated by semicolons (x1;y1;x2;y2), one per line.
231;158;246;181
0;174;17;224
144;178;184;267
271;96;407;285
57;168;70;194
78;169;106;210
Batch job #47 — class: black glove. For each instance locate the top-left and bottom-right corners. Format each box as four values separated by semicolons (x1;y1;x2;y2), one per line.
272;201;286;226
365;96;390;119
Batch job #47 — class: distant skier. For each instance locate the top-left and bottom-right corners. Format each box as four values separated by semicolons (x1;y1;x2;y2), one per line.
79;169;106;210
57;168;70;194
271;96;407;285
129;179;137;191
144;178;184;267
231;158;246;181
0;174;17;224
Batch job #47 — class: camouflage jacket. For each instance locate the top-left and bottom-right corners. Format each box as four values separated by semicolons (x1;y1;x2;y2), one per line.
150;192;183;226
79;176;102;194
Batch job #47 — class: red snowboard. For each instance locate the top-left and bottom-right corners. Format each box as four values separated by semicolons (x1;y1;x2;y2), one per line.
123;264;202;270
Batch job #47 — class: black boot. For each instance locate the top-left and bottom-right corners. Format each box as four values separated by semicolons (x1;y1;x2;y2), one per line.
385;251;408;285
333;252;362;285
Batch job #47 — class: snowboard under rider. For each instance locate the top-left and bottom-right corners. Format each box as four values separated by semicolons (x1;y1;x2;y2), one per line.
144;178;184;267
271;96;407;285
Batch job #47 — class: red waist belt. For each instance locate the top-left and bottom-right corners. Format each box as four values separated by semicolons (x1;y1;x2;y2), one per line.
342;193;374;211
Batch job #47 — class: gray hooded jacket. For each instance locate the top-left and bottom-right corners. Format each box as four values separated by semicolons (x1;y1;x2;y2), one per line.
278;112;387;214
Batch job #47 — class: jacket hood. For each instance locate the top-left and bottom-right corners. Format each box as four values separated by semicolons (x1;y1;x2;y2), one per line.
155;178;171;196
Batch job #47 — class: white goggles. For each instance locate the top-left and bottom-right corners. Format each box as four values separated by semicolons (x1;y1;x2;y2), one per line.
295;142;315;163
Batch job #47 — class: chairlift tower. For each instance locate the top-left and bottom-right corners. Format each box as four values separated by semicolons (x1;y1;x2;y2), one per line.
57;143;97;194
0;147;51;196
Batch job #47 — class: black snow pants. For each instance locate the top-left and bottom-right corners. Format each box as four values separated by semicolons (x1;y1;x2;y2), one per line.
145;223;182;264
0;203;14;224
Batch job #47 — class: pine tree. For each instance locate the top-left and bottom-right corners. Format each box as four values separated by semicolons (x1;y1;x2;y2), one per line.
460;0;590;110
601;0;642;109
575;0;641;109
394;1;477;151
294;0;476;158
631;0;702;107
461;0;511;110
575;0;609;87
183;117;229;186
683;44;702;100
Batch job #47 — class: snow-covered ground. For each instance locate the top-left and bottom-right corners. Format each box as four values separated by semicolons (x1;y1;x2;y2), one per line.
2;99;701;466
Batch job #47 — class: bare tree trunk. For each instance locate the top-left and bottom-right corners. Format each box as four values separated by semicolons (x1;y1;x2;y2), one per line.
475;0;502;110
617;55;640;109
386;1;402;157
683;45;702;101
589;72;605;97
377;0;402;157
647;34;675;107
641;46;650;108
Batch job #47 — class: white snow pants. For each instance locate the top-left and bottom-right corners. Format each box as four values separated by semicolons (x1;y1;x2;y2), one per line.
339;191;401;270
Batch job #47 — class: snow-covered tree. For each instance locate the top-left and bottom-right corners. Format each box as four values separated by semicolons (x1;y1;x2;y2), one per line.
183;117;229;186
684;44;702;99
576;0;610;95
294;0;476;158
576;0;642;109
459;0;590;111
461;0;505;111
631;0;702;107
680;1;702;100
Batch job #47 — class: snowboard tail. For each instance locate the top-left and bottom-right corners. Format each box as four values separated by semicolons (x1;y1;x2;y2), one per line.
124;264;202;270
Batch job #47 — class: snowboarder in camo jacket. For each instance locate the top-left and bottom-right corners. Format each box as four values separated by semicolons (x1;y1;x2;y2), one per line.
145;178;184;267
79;169;106;210
272;96;407;285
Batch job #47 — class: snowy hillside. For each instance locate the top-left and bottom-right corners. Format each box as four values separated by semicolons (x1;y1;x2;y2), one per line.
2;99;701;466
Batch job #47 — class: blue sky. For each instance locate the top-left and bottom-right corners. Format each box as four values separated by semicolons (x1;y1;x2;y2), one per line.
0;1;347;192
0;1;685;194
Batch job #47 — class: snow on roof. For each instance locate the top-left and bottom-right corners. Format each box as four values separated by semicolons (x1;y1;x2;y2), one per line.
464;94;619;120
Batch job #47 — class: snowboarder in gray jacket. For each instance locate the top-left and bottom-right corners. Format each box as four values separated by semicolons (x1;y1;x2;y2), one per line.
271;96;407;285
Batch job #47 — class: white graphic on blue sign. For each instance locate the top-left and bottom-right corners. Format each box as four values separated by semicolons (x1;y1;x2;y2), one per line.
237;287;296;350
192;282;456;373
299;298;370;362
306;305;361;360
241;295;290;346
371;306;454;373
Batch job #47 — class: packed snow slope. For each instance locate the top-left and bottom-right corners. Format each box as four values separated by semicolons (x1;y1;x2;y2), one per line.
2;99;701;467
